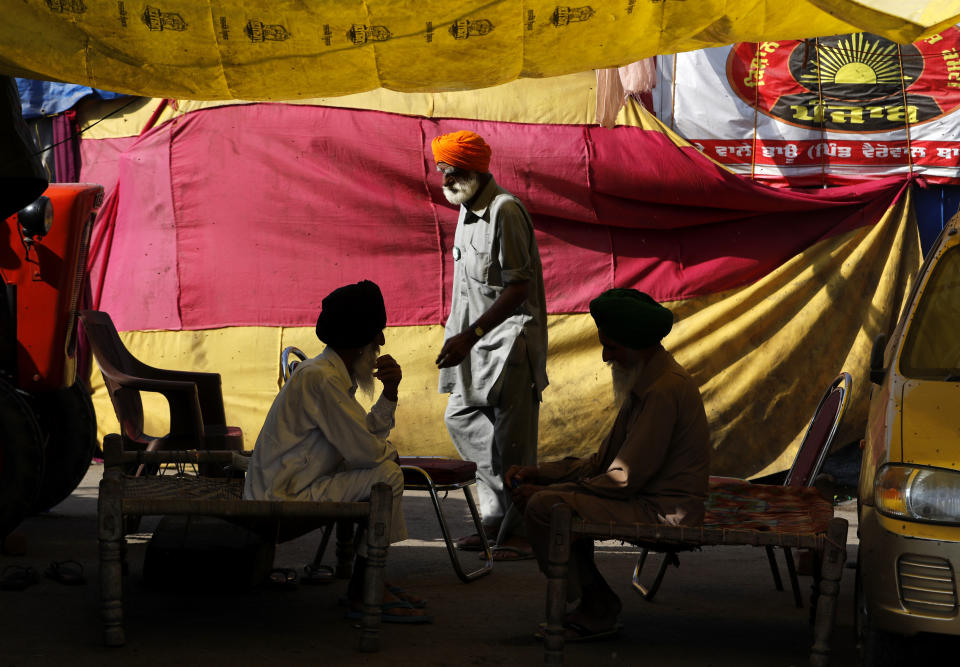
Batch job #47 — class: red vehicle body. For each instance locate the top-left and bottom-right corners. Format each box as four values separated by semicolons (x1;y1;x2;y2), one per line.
0;183;102;535
3;184;100;392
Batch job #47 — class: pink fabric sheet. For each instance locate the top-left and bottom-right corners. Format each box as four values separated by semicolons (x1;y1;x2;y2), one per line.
79;104;909;331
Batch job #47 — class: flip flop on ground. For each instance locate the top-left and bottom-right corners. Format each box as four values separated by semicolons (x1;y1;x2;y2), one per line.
533;621;622;643
480;544;535;561
268;568;298;590
345;600;433;624
45;560;86;585
0;565;38;591
301;563;335;585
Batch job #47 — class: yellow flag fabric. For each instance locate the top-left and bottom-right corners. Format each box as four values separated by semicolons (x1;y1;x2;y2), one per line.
4;1;957;101
808;0;960;42
76;71;606;139
90;193;920;477
75;70;704;140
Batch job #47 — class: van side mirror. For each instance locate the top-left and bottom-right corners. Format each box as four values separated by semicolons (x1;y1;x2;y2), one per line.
870;333;887;385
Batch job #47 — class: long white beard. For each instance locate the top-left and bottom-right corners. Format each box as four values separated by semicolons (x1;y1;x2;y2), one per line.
351;342;380;399
610;360;642;408
443;171;480;205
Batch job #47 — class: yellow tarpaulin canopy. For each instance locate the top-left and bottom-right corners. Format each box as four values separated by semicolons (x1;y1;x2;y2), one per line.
3;1;959;101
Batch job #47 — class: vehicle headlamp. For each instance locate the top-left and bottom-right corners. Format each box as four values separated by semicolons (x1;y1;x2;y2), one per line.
17;195;53;239
876;464;960;524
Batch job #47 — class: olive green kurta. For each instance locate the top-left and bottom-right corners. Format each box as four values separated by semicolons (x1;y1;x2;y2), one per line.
535;346;711;525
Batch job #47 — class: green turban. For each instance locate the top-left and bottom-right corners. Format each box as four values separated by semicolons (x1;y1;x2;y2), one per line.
589;289;673;350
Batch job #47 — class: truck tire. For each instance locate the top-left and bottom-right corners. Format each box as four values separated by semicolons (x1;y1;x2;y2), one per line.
31;382;96;512
0;378;44;538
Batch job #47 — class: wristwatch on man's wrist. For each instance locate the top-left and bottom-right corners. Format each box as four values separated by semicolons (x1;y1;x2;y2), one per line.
471;323;485;339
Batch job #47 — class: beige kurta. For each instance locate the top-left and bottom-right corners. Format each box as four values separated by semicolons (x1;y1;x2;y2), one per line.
243;347;406;545
536;346;711;525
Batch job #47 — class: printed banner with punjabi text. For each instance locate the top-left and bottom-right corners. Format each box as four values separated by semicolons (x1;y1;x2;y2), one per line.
656;26;960;185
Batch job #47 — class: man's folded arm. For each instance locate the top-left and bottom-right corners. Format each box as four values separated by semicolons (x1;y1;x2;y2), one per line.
537;451;601;484
577;391;676;497
306;373;396;469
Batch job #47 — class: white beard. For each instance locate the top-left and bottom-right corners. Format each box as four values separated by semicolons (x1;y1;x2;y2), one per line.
442;171;480;205
351;342;380;399
609;360;642;408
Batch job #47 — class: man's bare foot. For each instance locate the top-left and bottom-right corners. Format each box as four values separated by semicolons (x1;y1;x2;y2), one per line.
482;536;535;561
534;610;622;642
385;581;427;608
563;608;619;636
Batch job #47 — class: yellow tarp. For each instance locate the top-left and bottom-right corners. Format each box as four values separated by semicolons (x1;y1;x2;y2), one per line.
4;1;958;101
90;191;920;477
76;70;692;138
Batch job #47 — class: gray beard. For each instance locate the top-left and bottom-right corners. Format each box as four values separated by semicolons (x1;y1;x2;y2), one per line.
442;171;480;205
351;342;380;399
610;360;643;408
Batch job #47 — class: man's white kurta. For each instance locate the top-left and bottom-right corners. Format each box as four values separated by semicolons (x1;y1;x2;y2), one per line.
244;346;406;543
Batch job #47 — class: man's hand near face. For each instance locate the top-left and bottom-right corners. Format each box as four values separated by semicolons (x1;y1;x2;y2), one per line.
374;354;402;401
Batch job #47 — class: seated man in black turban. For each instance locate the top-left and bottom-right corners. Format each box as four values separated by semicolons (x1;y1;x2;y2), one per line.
244;280;429;623
507;288;711;641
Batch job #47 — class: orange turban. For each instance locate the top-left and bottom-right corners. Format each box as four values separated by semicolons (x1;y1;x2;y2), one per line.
431;130;492;173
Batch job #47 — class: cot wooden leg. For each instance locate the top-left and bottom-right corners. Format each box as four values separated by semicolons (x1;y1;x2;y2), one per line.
544;504;572;666
809;518;848;667
357;483;392;653
808;549;823;626
98;470;125;647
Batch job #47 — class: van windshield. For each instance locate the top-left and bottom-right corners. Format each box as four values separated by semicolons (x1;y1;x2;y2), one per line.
901;244;960;380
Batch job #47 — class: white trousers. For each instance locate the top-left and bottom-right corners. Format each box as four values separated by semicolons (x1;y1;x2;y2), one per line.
444;361;539;540
309;459;407;554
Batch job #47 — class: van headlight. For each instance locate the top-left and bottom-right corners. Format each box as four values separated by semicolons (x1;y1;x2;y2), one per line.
876;464;960;523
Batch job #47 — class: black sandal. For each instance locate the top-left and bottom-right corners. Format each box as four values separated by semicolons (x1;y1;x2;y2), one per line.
301;563;335;585
45;560;86;585
268;567;298;590
0;565;38;591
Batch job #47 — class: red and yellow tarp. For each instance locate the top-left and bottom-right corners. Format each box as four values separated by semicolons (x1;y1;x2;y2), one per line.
79;76;920;477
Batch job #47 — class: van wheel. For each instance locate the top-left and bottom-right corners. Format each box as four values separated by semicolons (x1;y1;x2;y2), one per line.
856;562;908;666
0;379;44;538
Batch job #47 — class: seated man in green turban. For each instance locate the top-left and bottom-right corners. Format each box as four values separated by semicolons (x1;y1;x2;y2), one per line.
507;288;711;642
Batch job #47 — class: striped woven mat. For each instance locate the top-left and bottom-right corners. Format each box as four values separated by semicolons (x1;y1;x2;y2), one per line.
705;483;833;534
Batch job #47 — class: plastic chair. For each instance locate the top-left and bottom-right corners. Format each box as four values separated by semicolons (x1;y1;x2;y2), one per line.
280;346;492;582
633;372;852;606
79;310;243;473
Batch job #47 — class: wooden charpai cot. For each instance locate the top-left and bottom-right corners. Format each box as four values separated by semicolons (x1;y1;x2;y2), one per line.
542;482;848;665
97;434;394;653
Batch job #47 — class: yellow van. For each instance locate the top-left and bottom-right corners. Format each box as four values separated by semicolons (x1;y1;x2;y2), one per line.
857;212;960;664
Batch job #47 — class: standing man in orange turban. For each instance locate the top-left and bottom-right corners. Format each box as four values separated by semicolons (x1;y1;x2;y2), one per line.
432;130;548;561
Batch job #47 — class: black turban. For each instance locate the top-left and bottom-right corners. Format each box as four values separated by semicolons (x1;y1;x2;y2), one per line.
315;280;387;348
589;288;673;350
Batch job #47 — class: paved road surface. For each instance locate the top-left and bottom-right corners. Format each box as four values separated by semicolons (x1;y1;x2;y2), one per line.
2;463;861;666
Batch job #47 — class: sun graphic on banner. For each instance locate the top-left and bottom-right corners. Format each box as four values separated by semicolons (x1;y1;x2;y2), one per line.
798;33;908;87
727;28;960;132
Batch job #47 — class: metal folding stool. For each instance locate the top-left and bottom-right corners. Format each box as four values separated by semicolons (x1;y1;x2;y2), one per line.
398;456;492;582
